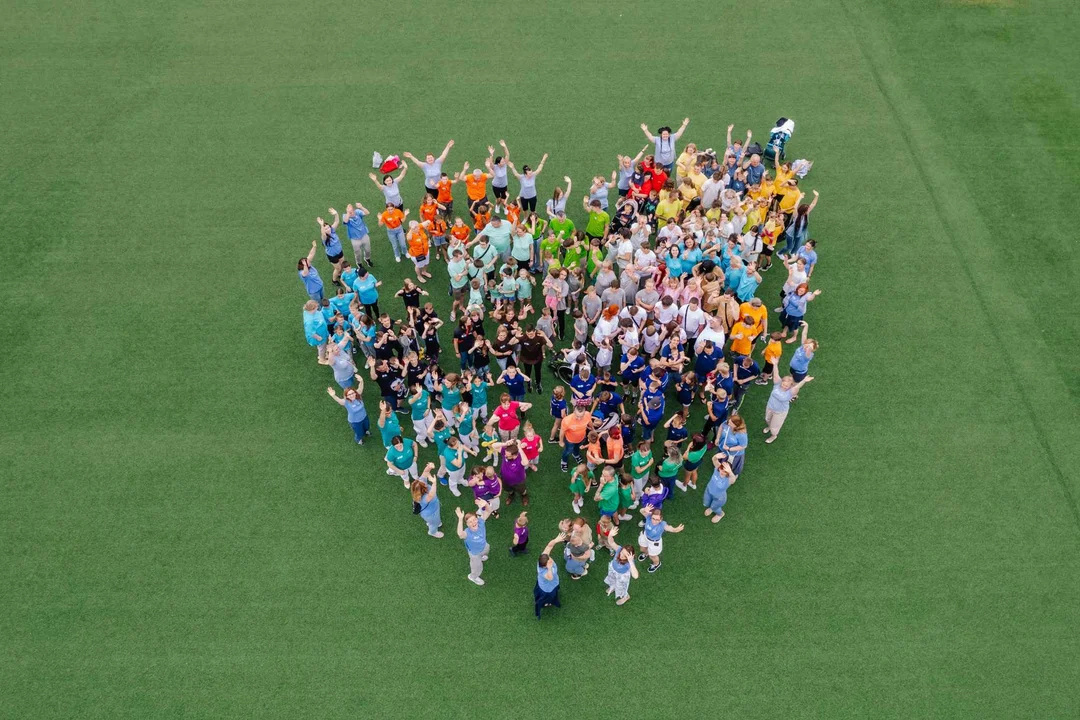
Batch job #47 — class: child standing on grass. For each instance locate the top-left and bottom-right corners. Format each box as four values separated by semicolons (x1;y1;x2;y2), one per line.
677;433;709;491
758;331;784;385
568;463;592;514
511;512;530;555
516;268;536;320
520;421;543;471
549;386;567;442
629;441;654;500
617;473;635;521
637;506;685;574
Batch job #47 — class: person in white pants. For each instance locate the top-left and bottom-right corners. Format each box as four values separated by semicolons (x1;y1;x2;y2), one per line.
443;436;475;497
763;363;814;444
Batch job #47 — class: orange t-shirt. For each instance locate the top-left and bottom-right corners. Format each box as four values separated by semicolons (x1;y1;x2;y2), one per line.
506;205;521;226
729;322;755;356
436;178;453;203
406;227;429;258
739;303;768;337
427;218;448;238
379;208;404;229
465;173;489;201
561;412;592;444
472;209;491;232
420;201;439;223
764;340;782;365
450;224;470;242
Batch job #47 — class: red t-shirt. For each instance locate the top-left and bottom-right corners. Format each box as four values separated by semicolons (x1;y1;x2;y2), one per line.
649;168;669;193
493;402;521;431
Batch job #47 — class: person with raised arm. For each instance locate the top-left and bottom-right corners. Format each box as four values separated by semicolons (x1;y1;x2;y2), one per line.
640;117;690;172
456;500;494;586
507;152;549;213
402;139;454;200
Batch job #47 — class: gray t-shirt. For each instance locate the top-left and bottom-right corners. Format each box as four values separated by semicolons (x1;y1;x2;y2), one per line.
380;180;402;206
421;161;443;189
546;196;568;216
767;381;796;414
331;353;356;383
617;166;634;190
594;269;617;296
582;294;602;321
518;173;538;199
636;288;660;313
492;163;509;188
555;279;571;311
590;184;609;210
600;286;625;310
653;134;678;166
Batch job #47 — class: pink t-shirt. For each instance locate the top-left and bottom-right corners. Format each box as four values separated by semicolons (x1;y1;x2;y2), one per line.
493;402;521;431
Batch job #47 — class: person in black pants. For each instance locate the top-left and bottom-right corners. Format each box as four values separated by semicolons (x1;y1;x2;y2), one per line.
518;325;552;394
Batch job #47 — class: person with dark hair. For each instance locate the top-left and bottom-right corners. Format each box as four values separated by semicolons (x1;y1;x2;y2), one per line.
640;117;690;172
403;139;455;200
507;152;549;213
298;240;324;301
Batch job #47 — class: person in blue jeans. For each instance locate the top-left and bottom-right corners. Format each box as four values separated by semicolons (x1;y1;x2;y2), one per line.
703;455;737;524
326;383;370;445
782;190;818;256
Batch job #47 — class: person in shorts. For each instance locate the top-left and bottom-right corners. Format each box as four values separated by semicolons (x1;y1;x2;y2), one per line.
636;506;684;573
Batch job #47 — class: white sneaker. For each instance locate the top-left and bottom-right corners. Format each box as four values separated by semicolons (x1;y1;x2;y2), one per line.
385;469;395;476
675;481;687;492
449;486;462;497
395;256;402;263
468;575;485;586
431;531;444;538
480;555;489;561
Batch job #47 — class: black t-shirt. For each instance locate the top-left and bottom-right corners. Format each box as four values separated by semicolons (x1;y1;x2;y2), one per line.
519;335;546;365
374;369;398;396
453;327;475;353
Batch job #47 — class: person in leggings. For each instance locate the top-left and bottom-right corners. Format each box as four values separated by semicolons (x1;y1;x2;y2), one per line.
517;325;552;394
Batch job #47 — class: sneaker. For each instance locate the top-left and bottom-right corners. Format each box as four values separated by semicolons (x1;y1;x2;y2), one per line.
578;568;588;577
616;596;629;605
385;468;395;475
647;562;662;573
366;258;374;268
438;477;448;486
561;462;568;472
570;574;581;580
430;531;444;538
605;587;614;596
449;486;461;497
357;439;364;445
618;514;632;521
480;555;489;561
675;481;687;492
468;575;485;586
637;520;645;527
637;553;647;562
317;358;331;365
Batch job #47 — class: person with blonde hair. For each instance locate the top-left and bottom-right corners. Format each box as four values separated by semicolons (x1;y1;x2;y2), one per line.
764;362;814;444
455;500;494;586
604;545;640;605
563;516;595;580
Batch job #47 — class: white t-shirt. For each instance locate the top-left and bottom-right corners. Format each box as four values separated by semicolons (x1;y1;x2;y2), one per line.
695;326;726;355
678;304;707;338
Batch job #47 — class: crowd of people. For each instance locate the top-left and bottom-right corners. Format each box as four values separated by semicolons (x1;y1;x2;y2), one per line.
298;120;824;617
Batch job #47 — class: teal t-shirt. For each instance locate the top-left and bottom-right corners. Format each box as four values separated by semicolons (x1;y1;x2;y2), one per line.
386;439;416;469
470;381;488;408
410;390;429;421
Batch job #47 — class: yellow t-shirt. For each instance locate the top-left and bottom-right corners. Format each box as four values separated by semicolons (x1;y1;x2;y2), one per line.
656;197;682;224
739;302;768;336
778;186;800;213
764;340;782;365
676;151;697;178
686;168;707;191
729;322;754;356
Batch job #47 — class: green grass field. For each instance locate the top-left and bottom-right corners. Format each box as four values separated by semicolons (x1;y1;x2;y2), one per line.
3;0;1079;716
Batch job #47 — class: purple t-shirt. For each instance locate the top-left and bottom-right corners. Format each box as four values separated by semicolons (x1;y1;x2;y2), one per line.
513;526;529;545
500;451;527;487
474;475;502;501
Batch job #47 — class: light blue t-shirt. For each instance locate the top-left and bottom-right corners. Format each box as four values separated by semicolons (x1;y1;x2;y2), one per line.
329;292;355;317
790;346;814;373
353;274;379;305
736;274;761;301
303;310;328;346
345;211;369;239
767;381;796;414
344;398;367;423
644;517;668;542
323;228;343;258
463;517;487;555
419;491;440;522
299;266;323;295
537;564;560;592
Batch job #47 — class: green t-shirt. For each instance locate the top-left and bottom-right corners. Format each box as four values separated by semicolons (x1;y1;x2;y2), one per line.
687;445;708;465
386;439;416;469
540;235;562;259
549;217;575;240
618;485;634;509
563;245;585;270
597;480;619;512
410;390;429;421
585;210;609;238
659;456;681;479
630;450;653;480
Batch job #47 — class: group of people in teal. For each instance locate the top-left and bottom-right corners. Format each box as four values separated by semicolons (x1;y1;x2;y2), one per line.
297;118;825;618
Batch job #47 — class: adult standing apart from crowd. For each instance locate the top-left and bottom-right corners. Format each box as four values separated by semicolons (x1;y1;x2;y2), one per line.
703;456;737;524
298;241;324;302
326;381;370;445
534;534;568;619
518;325;553;394
559;403;592;472
640;118;690;172
342;203;373;268
507;153;549;213
377;203;409;263
604;545;640;605
764;362;814;444
456;501;494;586
788;323;818;396
403;140;454;201
368;164;407;209
484;140;511;214
412;463;444;538
317;208;345;288
302;299;329;364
